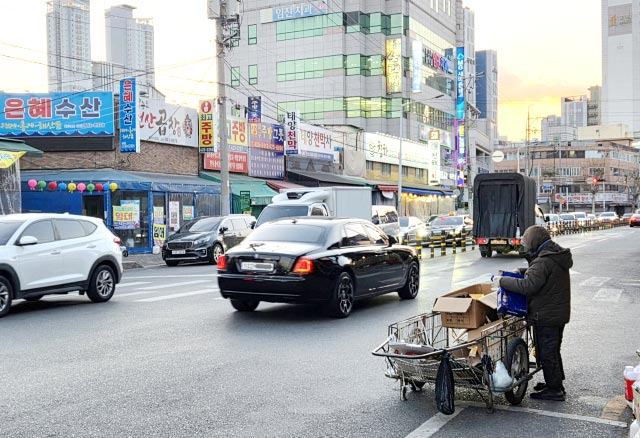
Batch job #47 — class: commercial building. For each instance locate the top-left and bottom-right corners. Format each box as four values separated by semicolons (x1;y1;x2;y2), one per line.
601;0;640;137
46;0;92;92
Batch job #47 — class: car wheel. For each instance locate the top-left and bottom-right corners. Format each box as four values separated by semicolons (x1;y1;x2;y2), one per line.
398;261;419;300
327;272;355;318
165;260;179;267
210;243;224;265
0;275;13;318
230;298;259;312
86;265;116;303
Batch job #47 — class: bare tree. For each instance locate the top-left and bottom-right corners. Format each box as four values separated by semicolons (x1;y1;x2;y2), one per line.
625;170;640;212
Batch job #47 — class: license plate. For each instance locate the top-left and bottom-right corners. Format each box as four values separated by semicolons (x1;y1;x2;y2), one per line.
241;261;274;272
172;250;186;255
491;239;507;245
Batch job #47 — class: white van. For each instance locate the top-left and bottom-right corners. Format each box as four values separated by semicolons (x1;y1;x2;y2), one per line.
371;205;400;237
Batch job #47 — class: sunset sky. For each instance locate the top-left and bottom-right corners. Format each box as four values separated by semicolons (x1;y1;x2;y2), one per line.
0;0;601;142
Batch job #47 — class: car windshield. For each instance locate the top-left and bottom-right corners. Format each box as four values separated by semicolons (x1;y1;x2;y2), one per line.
574;213;586;219
246;223;326;244
433;216;463;226
0;220;24;245
179;217;222;233
256;205;309;226
600;212;615;217
560;214;574;220
399;218;409;227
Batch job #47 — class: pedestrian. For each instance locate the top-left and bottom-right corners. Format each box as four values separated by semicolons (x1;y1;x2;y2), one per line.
492;225;572;401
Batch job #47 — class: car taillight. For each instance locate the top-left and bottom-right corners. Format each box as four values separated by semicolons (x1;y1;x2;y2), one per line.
217;255;227;271
292;258;313;274
113;236;121;245
476;237;487;244
510;238;521;245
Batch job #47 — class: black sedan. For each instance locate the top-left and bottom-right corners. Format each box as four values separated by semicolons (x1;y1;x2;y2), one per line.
216;217;420;318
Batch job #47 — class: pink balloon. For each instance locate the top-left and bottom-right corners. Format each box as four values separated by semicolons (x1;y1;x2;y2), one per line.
28;179;37;188
77;183;86;193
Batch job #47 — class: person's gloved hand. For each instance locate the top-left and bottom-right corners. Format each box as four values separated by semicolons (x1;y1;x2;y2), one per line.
492;275;503;289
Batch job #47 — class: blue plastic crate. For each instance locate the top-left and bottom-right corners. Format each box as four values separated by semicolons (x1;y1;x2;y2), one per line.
497;271;528;317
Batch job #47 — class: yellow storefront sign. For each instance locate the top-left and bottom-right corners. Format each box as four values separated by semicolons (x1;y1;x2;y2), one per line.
0;150;25;169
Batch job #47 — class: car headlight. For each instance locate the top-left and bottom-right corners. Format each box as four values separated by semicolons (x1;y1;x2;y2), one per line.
194;236;212;246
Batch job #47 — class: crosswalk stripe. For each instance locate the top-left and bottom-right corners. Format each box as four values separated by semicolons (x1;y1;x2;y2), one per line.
135;289;218;302
136;280;212;291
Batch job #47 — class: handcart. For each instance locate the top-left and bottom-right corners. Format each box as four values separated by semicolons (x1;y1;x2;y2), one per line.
371;312;542;412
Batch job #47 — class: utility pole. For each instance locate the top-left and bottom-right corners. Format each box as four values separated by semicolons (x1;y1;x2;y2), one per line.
210;0;239;215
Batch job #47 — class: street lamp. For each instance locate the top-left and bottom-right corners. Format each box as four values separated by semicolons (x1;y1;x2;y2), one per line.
397;94;445;214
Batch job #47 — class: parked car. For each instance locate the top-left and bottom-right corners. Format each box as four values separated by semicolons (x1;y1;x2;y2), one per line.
162;214;256;266
621;213;634;224
0;213;123;318
559;213;577;222
544;213;561;235
629;213;640;227
573;212;588;226
371;205;400;238
399;216;428;244
587;213;597;222
217;217;420;318
428;214;473;244
598;211;620;224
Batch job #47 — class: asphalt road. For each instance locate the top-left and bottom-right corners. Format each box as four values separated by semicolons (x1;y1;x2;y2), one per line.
1;226;637;437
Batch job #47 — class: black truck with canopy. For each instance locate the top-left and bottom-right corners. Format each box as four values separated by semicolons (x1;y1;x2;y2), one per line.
472;172;546;257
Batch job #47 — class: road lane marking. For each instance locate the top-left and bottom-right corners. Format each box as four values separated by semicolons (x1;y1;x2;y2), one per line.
404;408;465;437
123;274;219;280
135;288;219;302
136;280;212;291
592;288;623;302
456;401;627;428
116;290;165;298
117;281;152;288
579;276;611;287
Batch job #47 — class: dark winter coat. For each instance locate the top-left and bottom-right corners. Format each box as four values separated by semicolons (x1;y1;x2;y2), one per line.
499;227;573;326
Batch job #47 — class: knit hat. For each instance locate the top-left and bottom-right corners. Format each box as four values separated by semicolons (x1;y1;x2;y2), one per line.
521;225;551;252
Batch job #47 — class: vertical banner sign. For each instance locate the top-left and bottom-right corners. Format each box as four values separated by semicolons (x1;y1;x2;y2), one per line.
239;190;251;213
385;38;402;94
119;78;139;153
284;111;300;155
411;40;423;93
455;47;465;120
152;224;166;247
248;96;261;123
198;99;216;153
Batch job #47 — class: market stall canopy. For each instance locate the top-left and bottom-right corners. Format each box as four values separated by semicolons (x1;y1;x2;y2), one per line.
286;170;369;187
199;172;277;205
0;138;43;158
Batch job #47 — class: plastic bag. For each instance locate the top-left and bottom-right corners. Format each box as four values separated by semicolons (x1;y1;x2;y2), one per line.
435;354;455;415
490;361;514;394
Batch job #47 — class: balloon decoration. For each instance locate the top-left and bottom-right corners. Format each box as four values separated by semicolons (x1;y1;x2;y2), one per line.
58;182;67;191
87;183;95;193
95;183;104;192
27;179;37;190
37;180;46;190
109;182;118;192
48;181;57;191
68;182;77;192
77;183;86;193
28;180;113;194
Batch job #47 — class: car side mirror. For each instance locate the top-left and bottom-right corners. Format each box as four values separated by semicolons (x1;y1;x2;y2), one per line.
372;217;379;225
219;227;227;234
17;235;38;246
388;235;397;246
544;216;550;222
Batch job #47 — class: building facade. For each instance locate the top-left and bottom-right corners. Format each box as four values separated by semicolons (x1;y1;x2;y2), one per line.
601;0;640;137
46;0;92;92
561;95;587;128
105;4;155;88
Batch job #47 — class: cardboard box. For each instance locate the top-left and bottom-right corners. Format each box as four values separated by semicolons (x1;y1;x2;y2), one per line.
432;284;498;329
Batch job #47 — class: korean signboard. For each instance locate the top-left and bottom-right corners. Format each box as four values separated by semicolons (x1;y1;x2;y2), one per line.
298;123;333;161
456;120;466;167
284;111;300;155
198;99;216;153
455;47;465;120
203;151;249;173
249;122;285;179
153;223;166;247
0;92;114;137
412;40;423;93
364;132;429;170
113;205;137;230
248;96;261;123
119;78;139;153
386;38;402;94
0;151;24;169
271;1;327;21
139;98;197;147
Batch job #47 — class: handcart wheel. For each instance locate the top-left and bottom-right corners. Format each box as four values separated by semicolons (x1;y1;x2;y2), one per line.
410;381;425;391
503;337;530;405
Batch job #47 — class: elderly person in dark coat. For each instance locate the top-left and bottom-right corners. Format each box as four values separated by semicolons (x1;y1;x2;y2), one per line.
493;225;573;401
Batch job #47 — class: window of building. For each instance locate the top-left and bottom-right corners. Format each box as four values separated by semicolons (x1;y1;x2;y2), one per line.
231;67;240;87
248;24;257;45
402;166;409;177
366;161;375;171
249;64;258;85
381;163;391;176
415;168;425;179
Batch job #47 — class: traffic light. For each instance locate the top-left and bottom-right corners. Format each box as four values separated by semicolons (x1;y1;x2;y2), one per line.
591;177;599;185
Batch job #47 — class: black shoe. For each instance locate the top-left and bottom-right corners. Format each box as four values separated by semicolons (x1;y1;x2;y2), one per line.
530;388;565;401
533;382;566;394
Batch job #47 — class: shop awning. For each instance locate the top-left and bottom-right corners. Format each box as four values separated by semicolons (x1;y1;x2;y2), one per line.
265;179;306;192
287;170;369;187
199;172;277;205
401;181;453;197
377;185;398;192
0;138;43;158
22;169;221;194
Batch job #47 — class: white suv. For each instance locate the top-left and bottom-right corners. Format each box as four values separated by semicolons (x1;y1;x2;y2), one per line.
0;213;123;317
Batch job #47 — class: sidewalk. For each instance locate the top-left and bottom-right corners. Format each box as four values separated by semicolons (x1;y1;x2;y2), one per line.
122;252;165;270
